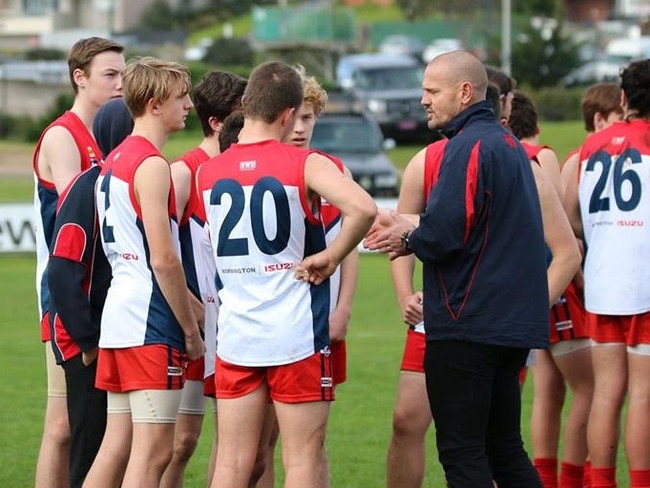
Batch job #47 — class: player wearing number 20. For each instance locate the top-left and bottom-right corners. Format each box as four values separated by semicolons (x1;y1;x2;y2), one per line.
196;61;376;488
571;59;650;487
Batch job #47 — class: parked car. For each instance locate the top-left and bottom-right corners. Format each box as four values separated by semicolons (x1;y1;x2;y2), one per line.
562;59;622;86
378;35;425;61
335;53;435;143
421;38;463;63
310;111;400;197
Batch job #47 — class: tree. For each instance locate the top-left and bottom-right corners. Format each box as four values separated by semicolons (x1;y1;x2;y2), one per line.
139;0;178;30
512;0;560;18
511;20;582;89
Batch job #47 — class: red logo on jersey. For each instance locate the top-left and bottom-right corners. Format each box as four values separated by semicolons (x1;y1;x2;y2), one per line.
121;253;140;260
264;262;293;272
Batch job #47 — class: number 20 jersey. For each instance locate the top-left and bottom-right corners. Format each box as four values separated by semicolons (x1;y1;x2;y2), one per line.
197;139;330;367
578;119;650;315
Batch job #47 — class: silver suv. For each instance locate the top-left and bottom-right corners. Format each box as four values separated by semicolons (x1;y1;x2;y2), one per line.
335;53;432;143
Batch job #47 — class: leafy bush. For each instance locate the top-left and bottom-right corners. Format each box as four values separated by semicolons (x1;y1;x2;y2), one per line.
202;37;255;67
530;86;583;121
24;48;66;61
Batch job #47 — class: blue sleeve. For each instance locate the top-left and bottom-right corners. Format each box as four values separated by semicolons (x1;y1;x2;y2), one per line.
48;257;99;351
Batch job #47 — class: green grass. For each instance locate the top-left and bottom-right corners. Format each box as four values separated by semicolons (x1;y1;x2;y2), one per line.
0;137;633;485
0;177;33;202
0;253;518;487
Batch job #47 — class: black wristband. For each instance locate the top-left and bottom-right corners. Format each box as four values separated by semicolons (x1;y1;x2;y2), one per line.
401;229;413;251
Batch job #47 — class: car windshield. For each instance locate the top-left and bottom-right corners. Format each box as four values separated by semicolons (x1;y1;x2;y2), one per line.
355;66;423;91
311;117;382;154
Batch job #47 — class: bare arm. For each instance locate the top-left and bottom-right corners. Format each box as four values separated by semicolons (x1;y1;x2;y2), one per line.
170;160;192;222
295;153;377;285
390;148;427;324
536;147;563;200
560;152;584;239
531;162;581;306
134;156;205;360
328;165;360;342
37;126;84;194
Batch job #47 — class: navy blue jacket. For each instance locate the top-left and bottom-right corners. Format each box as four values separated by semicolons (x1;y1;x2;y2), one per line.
410;101;549;349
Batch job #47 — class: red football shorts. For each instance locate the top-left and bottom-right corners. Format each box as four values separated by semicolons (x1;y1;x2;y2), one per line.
331;340;347;386
549;281;588;344
216;349;335;403
203;372;216;398
96;344;185;392
185;357;204;382
587;310;650;346
400;328;426;373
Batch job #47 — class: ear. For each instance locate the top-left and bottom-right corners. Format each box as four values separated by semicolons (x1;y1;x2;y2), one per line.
280;107;296;127
460;81;473;105
147;98;161;115
72;68;86;89
593;111;605;131
620;90;628;113
208;116;222;134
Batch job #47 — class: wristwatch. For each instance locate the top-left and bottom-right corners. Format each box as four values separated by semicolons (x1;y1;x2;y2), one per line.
401;229;413;252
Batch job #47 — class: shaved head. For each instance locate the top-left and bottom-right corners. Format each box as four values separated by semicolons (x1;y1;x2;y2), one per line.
421;50;489;130
430;50;488;103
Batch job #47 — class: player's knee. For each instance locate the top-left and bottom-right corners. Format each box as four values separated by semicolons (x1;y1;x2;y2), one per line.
172;430;200;463
43;409;71;445
392;407;420;437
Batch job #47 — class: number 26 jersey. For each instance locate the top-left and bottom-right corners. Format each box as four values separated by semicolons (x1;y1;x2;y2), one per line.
578;119;650;315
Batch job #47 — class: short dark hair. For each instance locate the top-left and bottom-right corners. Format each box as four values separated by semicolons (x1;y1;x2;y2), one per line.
242;61;303;123
620;59;650;119
486;82;502;120
219;110;245;152
68;37;124;94
193;71;247;137
485;65;516;95
508;91;537;140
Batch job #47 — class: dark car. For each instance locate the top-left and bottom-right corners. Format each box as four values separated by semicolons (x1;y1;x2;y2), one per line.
311;111;400;197
335;53;435;143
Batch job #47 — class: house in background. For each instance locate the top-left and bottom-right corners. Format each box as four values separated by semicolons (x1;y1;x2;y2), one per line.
0;0;208;49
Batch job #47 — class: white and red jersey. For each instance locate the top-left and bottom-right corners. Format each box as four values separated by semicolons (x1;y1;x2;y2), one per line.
96;135;185;351
315;150;345;313
174;147;219;379
197;139;330;367
578;119;650;314
32;111;102;341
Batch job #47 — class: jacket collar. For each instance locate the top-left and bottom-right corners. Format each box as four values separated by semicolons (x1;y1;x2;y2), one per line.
440;100;496;139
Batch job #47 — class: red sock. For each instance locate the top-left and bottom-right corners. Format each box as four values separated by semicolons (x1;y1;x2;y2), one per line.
590;467;616;488
630;469;650;488
583;461;592;488
560;462;585;488
534;458;559;488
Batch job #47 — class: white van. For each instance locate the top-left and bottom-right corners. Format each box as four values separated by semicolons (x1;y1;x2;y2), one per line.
606;37;650;65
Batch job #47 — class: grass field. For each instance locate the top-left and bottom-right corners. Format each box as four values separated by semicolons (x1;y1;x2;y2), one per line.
0;119;630;486
0;252;536;487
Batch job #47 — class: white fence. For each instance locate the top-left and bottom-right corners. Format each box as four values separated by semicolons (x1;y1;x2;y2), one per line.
0;199;399;254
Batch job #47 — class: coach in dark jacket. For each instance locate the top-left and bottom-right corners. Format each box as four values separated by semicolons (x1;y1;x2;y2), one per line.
364;50;580;488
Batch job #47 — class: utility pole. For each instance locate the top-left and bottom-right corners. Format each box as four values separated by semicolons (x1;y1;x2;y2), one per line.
501;0;511;75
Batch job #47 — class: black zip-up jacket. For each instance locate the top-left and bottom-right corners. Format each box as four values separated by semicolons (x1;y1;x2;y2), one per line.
410;101;550;349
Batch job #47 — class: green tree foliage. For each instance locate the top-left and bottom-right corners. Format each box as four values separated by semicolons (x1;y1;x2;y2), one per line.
512;0;560;18
394;0;437;20
139;0;179;30
202;37;255;67
511;21;582;89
